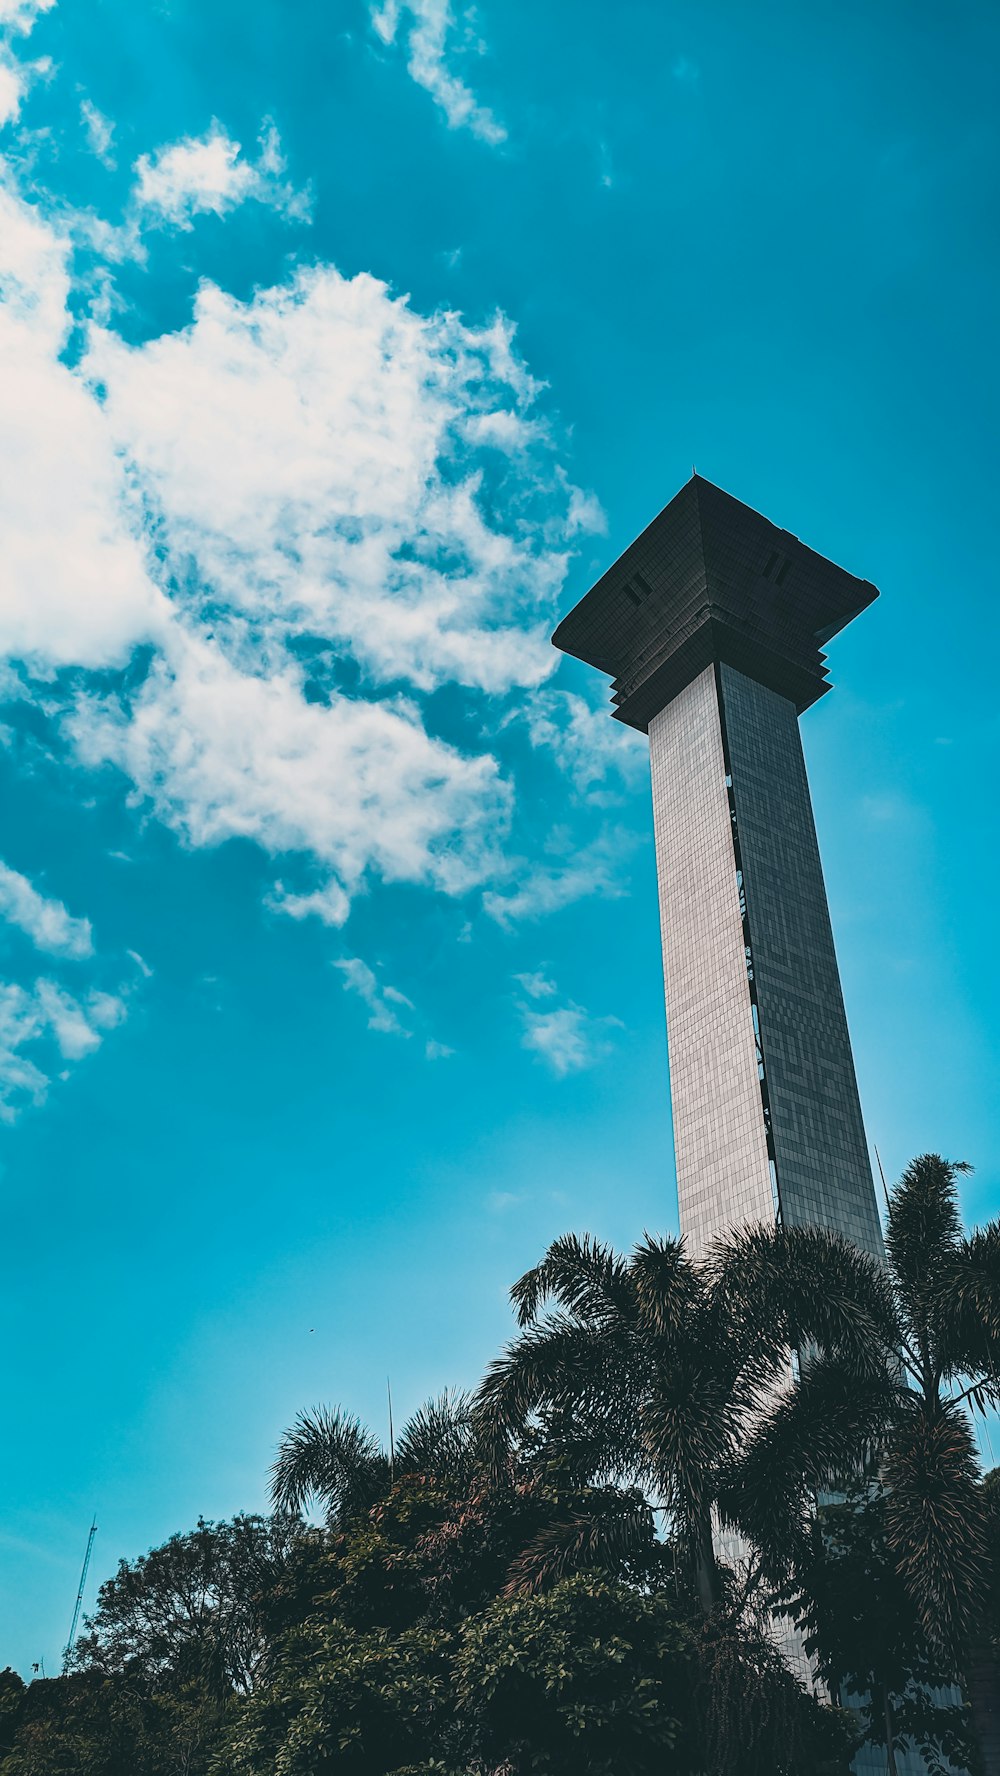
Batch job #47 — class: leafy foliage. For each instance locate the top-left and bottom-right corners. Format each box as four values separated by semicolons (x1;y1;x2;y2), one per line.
71;1515;300;1697
5;1156;999;1776
475;1223;896;1610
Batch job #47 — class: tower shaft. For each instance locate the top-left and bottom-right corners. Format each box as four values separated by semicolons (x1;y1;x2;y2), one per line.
650;660;883;1258
552;474;884;1259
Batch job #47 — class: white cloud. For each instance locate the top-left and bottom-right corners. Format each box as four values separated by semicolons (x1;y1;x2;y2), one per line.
0;860;93;957
513;968;557;1000
425;1036;454;1059
69;634;510;907
483;833;625;926
80;98;115;166
0;146;606;943
0;976;127;1120
334;956;413;1035
0;180;166;669
0;0;55;32
517;985;620;1077
515;688;643;795
132;120;310;228
370;0;506;146
514;968;621;1075
84;267;567;698
0;0;52;127
0;58;21;125
266;878;351;929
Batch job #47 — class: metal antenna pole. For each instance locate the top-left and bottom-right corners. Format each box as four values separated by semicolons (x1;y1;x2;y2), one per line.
874;1146;891;1216
387;1376;396;1487
63;1517;97;1674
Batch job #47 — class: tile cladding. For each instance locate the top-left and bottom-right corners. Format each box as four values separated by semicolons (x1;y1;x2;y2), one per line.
648;661;883;1258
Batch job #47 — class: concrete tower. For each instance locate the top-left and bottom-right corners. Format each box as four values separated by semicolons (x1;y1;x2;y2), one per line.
553;474;884;1262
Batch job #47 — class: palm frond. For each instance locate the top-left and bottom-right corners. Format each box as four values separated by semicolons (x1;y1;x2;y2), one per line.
885;1155;967;1341
473;1315;638;1473
720;1353;897;1578
394;1388;476;1484
883;1396;988;1661
708;1222;898;1377
509;1232;634;1329
504;1489;655;1594
268;1406;388;1523
933;1222;1000;1388
629;1232;702;1337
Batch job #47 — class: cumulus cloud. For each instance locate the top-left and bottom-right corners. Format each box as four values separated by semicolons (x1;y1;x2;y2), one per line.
515;976;620;1077
0;976;127;1120
0;861;93;957
334;956;413;1035
0;181;166;669
0;0;54;30
69;634;510;909
0;69;616;999
132;120;310;227
0;155;602;929
84;267;565;697
370;0;506;145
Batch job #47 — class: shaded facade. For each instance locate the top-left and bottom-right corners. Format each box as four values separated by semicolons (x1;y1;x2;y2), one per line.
553;473;884;1263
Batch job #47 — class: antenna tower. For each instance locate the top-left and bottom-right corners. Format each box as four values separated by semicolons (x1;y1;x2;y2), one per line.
62;1517;97;1674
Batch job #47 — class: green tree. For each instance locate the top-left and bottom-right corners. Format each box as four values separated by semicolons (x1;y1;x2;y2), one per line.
474;1224;896;1613
874;1155;999;1666
455;1575;693;1775
780;1485;975;1776
270;1392;479;1528
216;1619;451;1776
72;1515;299;1697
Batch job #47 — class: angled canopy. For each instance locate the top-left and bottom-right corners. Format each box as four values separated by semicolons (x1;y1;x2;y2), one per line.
552;475;878;731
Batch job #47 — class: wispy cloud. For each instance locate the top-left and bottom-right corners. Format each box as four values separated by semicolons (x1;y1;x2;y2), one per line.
484;833;627;927
0;861;93;957
80;97;115;167
133;119;311;228
0;0;52;125
513;688;643;799
0;977;127;1120
515;972;621;1077
370;0;506;145
333;956;414;1036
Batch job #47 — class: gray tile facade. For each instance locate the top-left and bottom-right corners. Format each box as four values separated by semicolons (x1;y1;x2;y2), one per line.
719;663;885;1259
649;661;884;1261
649;667;775;1257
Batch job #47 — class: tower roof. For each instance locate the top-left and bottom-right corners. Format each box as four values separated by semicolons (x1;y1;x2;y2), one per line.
552;475;878;731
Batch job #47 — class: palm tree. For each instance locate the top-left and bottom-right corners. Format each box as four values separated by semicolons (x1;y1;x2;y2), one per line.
742;1153;1000;1771
270;1387;478;1526
874;1154;999;1666
474;1223;898;1615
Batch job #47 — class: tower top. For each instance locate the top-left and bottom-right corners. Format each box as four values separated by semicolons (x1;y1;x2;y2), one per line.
552;474;877;732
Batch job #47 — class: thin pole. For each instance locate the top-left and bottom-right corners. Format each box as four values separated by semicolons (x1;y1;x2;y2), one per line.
386;1377;395;1487
874;1146;891;1216
63;1517;97;1673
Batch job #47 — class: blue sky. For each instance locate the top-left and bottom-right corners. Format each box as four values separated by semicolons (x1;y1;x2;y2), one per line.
0;0;997;1674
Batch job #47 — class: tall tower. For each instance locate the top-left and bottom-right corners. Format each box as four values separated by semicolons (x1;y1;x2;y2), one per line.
553;474;884;1261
